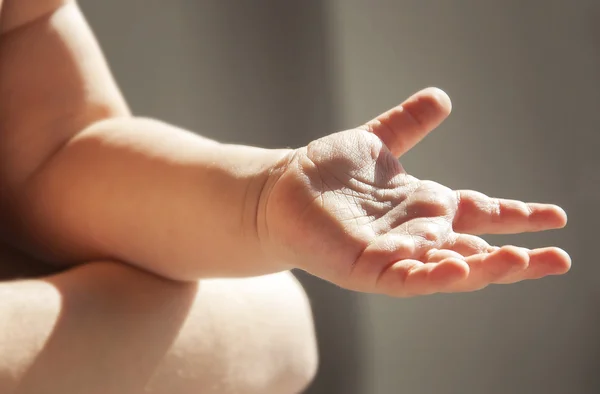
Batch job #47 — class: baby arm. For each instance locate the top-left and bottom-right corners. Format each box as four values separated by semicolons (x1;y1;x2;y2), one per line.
0;1;290;278
1;1;571;295
18;117;293;279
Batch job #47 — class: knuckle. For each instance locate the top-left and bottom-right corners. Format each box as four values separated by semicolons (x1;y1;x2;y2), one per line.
489;198;502;223
408;191;454;217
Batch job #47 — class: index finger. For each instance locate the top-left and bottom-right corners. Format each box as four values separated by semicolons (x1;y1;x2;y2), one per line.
453;190;568;235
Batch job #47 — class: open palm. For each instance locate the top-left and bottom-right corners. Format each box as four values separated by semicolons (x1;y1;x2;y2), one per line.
262;88;570;296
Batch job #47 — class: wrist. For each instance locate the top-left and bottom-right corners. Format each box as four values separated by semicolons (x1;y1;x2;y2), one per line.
253;148;299;269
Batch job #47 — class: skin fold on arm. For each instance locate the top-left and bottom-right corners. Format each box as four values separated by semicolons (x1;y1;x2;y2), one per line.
0;0;288;278
0;1;571;295
0;1;318;393
0;0;571;389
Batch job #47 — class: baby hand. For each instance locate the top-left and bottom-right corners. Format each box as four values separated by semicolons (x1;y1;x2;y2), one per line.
259;88;570;296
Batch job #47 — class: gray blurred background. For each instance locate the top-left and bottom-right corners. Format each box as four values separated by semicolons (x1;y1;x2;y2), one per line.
79;1;600;393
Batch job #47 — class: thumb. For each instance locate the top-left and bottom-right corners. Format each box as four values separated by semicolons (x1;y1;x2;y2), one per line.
361;87;452;157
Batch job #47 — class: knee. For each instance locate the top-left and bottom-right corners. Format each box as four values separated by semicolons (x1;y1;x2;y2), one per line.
232;271;319;393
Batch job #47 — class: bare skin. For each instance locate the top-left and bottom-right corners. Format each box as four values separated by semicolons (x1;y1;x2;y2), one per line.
261;89;569;296
0;1;569;292
0;259;317;394
0;0;570;392
11;93;570;294
0;1;317;393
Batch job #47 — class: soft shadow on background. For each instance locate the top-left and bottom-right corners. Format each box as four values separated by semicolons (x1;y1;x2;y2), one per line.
80;1;600;393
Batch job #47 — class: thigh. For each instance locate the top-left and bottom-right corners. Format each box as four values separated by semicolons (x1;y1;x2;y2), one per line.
0;260;316;394
0;259;198;393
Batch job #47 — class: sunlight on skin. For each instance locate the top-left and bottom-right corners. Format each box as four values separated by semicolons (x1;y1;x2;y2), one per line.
262;88;570;297
0;263;316;394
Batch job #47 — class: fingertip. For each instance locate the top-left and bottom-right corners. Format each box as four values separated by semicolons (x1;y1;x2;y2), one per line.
535;204;568;229
419;87;452;116
555;206;568;228
551;247;572;274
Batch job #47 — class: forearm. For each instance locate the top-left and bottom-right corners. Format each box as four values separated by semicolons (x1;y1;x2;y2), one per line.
11;117;292;279
0;262;317;394
0;1;291;279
